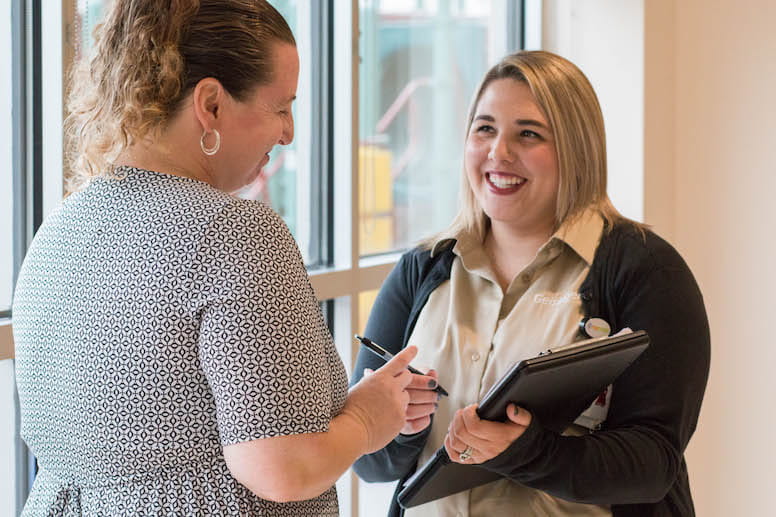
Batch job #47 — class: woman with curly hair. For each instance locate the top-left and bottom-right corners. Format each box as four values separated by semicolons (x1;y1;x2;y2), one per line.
12;1;416;515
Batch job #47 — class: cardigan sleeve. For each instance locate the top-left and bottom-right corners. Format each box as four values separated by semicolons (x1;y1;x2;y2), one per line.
479;229;710;512
351;250;434;482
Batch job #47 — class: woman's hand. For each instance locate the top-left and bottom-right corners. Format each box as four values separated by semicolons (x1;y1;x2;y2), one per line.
444;403;532;464
343;346;417;453
400;369;441;435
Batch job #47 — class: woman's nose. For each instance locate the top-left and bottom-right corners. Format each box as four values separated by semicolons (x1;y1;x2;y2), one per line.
488;136;513;162
279;116;295;146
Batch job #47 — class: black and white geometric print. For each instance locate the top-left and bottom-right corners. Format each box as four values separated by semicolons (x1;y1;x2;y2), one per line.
13;167;346;516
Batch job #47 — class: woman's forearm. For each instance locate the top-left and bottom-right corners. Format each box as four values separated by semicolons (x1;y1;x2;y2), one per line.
223;410;370;503
224;343;417;503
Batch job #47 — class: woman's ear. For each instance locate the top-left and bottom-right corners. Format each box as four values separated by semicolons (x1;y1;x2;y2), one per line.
192;77;225;131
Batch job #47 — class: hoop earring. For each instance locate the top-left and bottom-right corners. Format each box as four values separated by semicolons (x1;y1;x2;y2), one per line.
200;129;221;156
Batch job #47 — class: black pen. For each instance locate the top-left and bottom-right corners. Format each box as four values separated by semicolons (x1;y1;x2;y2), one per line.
354;335;448;397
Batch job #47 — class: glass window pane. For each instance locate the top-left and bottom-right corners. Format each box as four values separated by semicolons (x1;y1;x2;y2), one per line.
75;0;104;57
358;289;378;335
359;0;504;256
232;0;318;265
0;0;12;314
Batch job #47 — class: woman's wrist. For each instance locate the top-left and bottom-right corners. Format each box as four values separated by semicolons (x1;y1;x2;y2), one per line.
335;406;372;456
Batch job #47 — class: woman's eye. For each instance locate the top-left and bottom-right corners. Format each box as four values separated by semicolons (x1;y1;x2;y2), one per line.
520;129;541;138
475;124;495;134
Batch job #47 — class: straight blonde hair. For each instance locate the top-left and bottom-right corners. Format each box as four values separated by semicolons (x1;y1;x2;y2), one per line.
426;50;638;248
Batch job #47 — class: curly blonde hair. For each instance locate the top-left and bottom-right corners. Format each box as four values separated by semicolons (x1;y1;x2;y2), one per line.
65;0;295;191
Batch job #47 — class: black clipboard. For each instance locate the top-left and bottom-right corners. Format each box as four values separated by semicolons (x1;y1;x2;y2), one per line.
397;329;650;509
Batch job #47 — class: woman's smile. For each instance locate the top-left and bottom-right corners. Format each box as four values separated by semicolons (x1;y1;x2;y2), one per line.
485;171;527;194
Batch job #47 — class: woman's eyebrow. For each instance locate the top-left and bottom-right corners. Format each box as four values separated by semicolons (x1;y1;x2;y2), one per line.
473;113;548;130
515;118;549;130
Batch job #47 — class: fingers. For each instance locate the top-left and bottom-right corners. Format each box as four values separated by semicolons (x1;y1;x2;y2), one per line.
406;372;440;390
445;425;469;455
407;388;439;405
401;415;432;435
447;405;485;451
444;433;480;464
405;400;437;420
506;404;532;426
400;390;439;435
460;405;505;440
448;407;495;447
444;404;532;464
443;434;458;460
393;368;413;389
378;345;418;376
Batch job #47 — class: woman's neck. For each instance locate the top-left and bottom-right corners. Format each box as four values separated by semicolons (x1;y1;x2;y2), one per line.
115;121;214;186
484;220;554;291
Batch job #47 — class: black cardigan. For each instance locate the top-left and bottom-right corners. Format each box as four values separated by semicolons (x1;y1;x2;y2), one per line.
351;223;710;516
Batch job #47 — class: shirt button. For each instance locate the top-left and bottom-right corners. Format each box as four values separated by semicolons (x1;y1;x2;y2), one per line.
471;352;481;362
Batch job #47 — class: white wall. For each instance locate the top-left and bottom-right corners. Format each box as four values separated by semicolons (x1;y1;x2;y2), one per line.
542;0;645;222
669;1;776;515
643;0;676;240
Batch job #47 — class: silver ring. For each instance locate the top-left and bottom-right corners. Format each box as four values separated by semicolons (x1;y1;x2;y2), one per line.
459;445;474;461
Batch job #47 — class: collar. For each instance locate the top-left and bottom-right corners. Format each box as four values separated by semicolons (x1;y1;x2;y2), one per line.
428;209;604;267
551;209;604;265
430;237;459;258
428;229;489;278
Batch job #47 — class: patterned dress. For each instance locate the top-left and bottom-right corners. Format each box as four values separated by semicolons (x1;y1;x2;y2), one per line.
12;167;348;516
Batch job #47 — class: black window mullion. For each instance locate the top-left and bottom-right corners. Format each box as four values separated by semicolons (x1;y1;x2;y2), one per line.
29;0;43;236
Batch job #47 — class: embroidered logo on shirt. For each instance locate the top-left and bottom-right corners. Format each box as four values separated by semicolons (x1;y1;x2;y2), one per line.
533;292;581;306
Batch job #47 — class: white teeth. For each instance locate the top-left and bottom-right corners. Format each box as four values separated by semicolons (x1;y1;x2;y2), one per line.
488;174;525;188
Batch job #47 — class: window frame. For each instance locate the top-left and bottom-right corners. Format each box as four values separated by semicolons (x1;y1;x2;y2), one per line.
8;0;43;512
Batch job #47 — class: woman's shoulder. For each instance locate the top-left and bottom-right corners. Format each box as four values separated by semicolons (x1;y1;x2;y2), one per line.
198;196;291;247
399;239;456;272
596;222;694;278
192;197;305;288
215;196;287;230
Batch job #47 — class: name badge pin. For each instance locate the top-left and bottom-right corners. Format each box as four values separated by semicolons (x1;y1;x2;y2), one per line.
580;317;611;338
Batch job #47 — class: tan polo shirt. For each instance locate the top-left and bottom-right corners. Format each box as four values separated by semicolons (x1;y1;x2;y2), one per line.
404;210;611;517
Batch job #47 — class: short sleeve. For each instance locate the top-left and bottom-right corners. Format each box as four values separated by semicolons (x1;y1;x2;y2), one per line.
191;199;337;445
